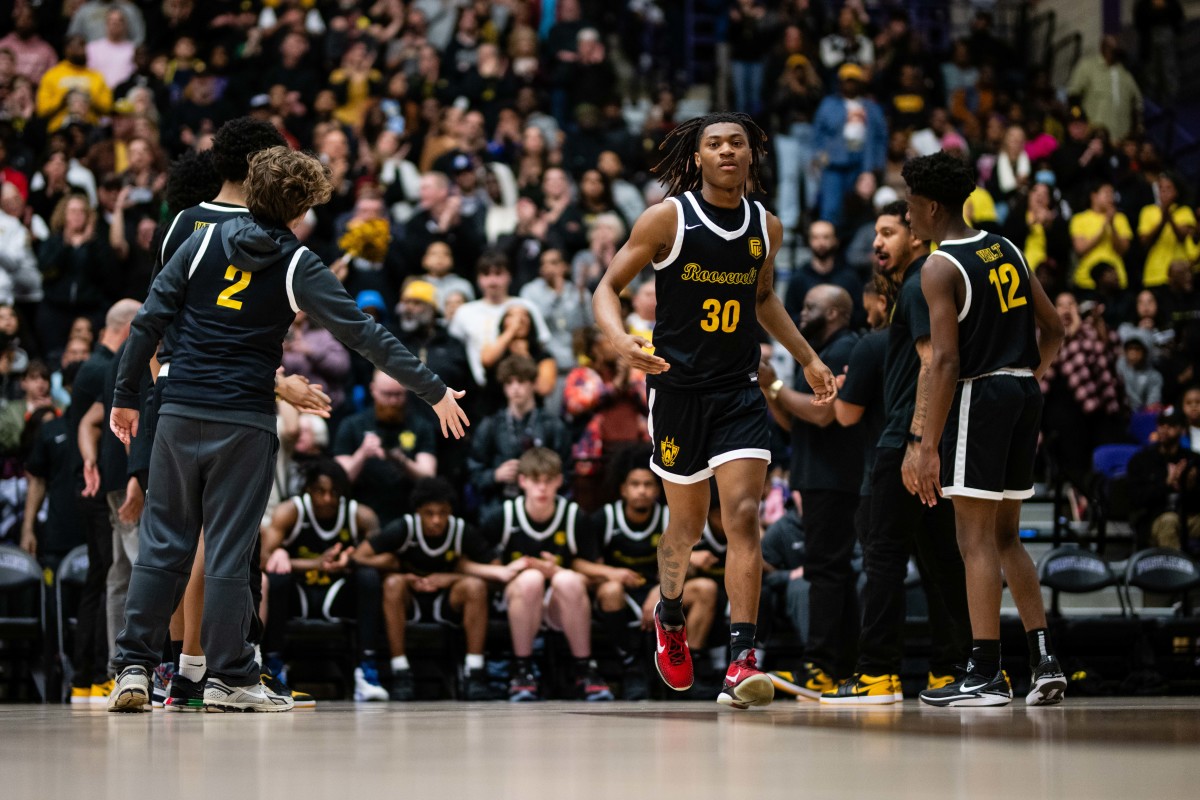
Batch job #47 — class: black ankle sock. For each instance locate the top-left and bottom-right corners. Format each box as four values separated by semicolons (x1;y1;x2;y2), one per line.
658;593;685;627
730;623;756;660
574;657;594;675
170;639;183;666
970;639;1001;678
1026;628;1054;665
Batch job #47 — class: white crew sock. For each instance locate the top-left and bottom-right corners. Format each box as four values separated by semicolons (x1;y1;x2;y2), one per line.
464;654;485;673
390;656;410;672
179;654;206;683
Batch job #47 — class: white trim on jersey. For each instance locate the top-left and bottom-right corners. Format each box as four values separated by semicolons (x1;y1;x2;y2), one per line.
709;448;771;469
414;514;462;559
684;191;751;240
198;202;250;214
933;250;973;323
952;378;972;488
302;494;348;541
187;224;216;279
160;209;184;265
614;503;663;541
1003;488;1036;500
514;496;568;541
646;389;656;442
699;523;726;555
652;197;685;270
565;503;579;555
285;246;309;313
941;486;1007;501
938;230;987;246
755;201;770;255
649;460;713;485
1002;235;1032;276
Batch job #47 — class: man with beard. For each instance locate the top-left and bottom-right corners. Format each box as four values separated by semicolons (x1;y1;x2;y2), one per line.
820;201;971;704
333;370;439;528
761;283;863;693
784;220;863;330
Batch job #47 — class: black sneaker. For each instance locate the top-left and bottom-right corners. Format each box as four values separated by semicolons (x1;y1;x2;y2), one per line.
389;669;416;702
462;669;493;701
576;660;614;702
919;665;1013;707
1026;655;1067;706
508;663;540;703
261;672;316;709
622;665;650;700
164;674;206;712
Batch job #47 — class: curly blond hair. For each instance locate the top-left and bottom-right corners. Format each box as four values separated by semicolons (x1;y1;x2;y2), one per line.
244;146;333;226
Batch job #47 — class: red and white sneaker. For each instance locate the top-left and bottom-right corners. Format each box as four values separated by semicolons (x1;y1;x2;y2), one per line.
653;604;693;691
717;650;774;709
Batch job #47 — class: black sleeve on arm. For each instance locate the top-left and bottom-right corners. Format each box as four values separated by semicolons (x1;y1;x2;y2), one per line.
112;227;204;409
839;335;881;406
292;254;448;406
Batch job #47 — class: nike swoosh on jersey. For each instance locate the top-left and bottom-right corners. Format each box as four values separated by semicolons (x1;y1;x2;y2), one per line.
685;224;703;230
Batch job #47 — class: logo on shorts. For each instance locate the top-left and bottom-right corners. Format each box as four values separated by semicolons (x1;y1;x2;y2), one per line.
660;437;680;468
748;237;764;259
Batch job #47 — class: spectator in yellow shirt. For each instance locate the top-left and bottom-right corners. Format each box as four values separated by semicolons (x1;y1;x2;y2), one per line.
1138;172;1198;288
1071;181;1132;289
35;36;112;133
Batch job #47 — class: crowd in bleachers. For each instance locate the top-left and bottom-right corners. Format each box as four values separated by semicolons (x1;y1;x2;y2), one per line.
1;0;1198;702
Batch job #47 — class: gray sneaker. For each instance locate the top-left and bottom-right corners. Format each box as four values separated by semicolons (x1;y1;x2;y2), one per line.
203;678;295;712
107;666;152;713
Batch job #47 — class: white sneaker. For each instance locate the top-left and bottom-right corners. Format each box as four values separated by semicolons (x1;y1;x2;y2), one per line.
354;666;388;702
107;666;152;712
203;678;295;712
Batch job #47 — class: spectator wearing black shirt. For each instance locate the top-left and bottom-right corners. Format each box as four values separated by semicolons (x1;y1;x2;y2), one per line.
334;370;438;528
784;220;862;329
1128;409;1200;553
22;409;83;571
760;284;862;685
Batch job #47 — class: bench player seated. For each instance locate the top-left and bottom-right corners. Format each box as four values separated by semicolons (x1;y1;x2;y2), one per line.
481;447;614;702
582;451;718;699
261;460;388;702
353;477;496;701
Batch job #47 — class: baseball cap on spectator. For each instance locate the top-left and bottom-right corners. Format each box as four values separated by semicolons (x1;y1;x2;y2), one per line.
113;98;136;116
357;290;387;316
401;280;438;308
786;54;810;70
249;94;271;111
1068;104;1088;124
1158;407;1186;427
838;63;867;83
873;186;899;210
941;132;968;154
450;153;473;173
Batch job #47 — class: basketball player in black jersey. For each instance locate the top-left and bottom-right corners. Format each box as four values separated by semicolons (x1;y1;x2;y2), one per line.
593;112;836;709
105;148;469;712
352;477;496;702
904;152;1068;707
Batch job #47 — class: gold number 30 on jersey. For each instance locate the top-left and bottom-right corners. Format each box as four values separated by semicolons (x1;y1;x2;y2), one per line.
987;264;1027;314
700;299;740;332
217;266;252;310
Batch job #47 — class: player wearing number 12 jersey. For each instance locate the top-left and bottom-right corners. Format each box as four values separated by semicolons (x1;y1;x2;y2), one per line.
905;151;1068;708
593;113;837;709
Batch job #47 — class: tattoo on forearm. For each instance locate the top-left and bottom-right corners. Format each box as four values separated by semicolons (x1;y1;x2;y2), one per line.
911;362;930;435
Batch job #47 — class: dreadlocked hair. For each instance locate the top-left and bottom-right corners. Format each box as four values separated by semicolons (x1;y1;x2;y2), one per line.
653;112;768;196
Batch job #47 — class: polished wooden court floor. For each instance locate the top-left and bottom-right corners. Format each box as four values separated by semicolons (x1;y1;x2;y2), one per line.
2;698;1198;799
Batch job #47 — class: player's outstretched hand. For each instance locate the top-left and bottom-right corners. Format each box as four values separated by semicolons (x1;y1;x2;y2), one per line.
433;388;470;439
275;369;332;417
915;445;943;507
110;407;140;446
804;358;838;405
613;333;670;375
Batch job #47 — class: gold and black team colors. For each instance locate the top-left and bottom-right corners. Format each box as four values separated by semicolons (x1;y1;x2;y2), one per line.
647;191;772;483
595;500;669;609
935;232;1043;500
490;496;591;566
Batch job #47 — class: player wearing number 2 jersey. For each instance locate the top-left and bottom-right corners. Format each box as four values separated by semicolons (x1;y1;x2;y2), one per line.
904;151;1068;709
593;112;836;709
104;147;469;713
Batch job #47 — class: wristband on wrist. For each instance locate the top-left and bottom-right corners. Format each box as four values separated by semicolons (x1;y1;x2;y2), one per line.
907;432;923;444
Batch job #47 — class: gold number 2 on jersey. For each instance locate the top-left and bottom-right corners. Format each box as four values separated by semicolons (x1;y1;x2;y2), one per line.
987;264;1027;314
700;299;740;332
217;266;252;310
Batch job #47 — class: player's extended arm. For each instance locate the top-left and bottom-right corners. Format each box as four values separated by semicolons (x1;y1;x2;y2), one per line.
591;202;673;374
20;475;45;556
834;399;866;426
110;226;210;443
756;213;836;404
78;400;104;497
292;255;468;438
914;256;963;506
1027;263;1066;380
350;538;400;571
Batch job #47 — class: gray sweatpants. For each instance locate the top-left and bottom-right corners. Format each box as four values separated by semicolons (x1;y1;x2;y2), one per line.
106;488;139;676
113;414;278;686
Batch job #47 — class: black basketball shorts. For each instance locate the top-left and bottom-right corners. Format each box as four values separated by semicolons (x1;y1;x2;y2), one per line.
648;384;770;484
940;371;1043;501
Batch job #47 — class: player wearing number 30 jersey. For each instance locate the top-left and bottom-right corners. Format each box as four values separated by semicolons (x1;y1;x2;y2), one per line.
905;151;1068;710
593;112;837;711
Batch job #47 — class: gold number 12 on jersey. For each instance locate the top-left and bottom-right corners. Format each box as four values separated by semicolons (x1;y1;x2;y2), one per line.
217;266;252;310
987;264;1027;314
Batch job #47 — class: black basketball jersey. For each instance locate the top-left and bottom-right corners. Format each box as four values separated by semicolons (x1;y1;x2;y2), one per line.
935;232;1041;379
157;220;300;419
495;496;583;566
595;501;669;581
377;513;484;575
155;202;251;365
693;524;727;579
281;494;360;586
648;191;769;393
